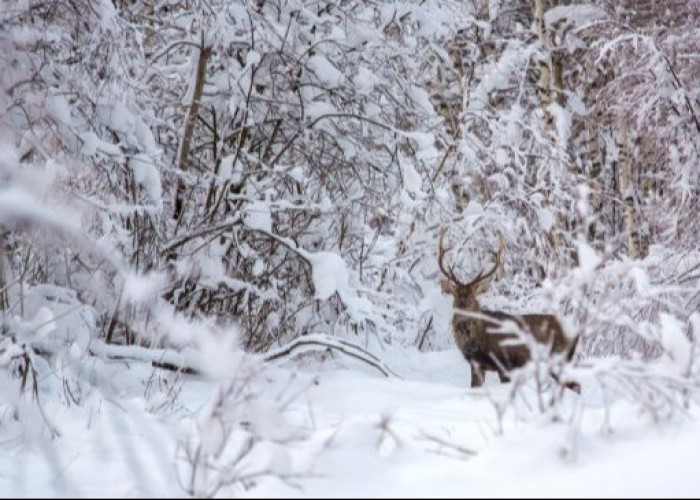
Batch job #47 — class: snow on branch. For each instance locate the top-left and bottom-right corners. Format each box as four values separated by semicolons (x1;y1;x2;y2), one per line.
89;333;397;379
264;333;398;378
89;339;202;374
244;227;377;325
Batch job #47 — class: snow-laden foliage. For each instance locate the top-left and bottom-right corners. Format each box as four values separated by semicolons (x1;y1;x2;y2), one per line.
1;0;700;496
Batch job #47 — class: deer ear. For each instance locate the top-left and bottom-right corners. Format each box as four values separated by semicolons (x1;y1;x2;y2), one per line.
440;279;455;294
475;279;491;295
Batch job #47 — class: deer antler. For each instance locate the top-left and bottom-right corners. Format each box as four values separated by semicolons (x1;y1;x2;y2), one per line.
438;227;464;285
465;233;505;289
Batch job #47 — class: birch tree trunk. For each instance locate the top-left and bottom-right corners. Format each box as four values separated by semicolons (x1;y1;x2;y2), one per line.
534;0;574;266
534;0;555;147
549;0;565;109
617;117;645;259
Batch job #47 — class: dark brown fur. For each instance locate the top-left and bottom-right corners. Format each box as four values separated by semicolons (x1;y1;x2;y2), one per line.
439;230;579;389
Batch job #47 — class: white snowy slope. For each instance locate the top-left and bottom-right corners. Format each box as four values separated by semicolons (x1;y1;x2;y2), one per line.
2;346;697;498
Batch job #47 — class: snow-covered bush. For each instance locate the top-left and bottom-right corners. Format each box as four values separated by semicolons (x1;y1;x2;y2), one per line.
1;0;700;495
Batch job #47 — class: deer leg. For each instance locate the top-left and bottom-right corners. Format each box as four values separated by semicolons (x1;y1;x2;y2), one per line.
565;381;582;394
497;370;511;384
550;370;581;394
487;352;511;384
470;362;485;388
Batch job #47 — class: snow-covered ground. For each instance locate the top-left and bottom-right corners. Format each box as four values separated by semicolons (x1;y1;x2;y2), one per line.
2;347;699;498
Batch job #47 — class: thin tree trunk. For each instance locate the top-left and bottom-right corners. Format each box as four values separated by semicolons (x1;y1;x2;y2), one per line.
143;0;156;55
534;0;573;264
617;117;644;259
552;54;565;108
549;0;564;108
435;64;460;140
639;139;652;257
586;125;604;244
0;230;9;311
173;36;212;224
534;0;555;147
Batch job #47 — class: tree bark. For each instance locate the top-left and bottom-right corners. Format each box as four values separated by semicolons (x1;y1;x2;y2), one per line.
617;117;645;259
173;37;212;224
0;230;9;311
534;0;555;147
586;125;605;244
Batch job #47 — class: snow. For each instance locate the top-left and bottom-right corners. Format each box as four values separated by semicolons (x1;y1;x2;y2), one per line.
4;0;700;497
242;368;700;497
537;207;555;232
0;187;81;233
353;66;377;95
544;5;608;30
406;131;438;162
401;160;424;197
78;132;127;160
218;154;242;184
246;50;261;67
123;271;168;303
407;86;436;115
17;306;56;343
49;93;74;126
305;100;337;122
576;240;602;274
551;102;572;151
470;45;532;112
95;103;159;155
129;154;162;207
3;348;699;497
243;201;273;233
658;313;692;373
308;55;345;88
307;251;350;301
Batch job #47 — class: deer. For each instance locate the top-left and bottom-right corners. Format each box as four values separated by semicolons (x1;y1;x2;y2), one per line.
438;228;580;391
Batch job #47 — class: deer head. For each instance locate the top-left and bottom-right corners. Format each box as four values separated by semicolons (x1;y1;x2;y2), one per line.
438;227;504;313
